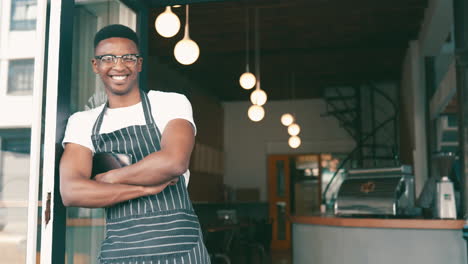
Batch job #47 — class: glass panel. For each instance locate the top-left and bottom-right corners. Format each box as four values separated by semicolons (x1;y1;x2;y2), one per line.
10;0;37;31
276;202;286;240
0;0;44;261
8;59;34;95
65;1;136;263
276;160;285;197
293;155;320;214
0;132;30;263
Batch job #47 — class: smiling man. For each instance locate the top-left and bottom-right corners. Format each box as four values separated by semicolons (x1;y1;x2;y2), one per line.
59;24;210;264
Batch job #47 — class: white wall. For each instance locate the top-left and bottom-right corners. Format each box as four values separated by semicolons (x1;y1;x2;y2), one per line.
223;99;355;201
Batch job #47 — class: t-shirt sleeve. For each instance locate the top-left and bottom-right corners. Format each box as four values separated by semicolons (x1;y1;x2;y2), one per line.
151;91;197;135
62;112;95;152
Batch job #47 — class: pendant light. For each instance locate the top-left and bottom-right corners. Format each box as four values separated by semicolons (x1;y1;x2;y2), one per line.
248;104;265;122
250;8;267;106
250;81;267;106
155;6;180;38
283;73;301;148
289;136;301;149
281;113;294;126
288;123;301;136
174;5;200;65
239;9;256;90
248;8;266;122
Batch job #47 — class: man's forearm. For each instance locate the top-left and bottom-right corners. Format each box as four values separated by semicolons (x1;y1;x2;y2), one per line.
97;119;194;187
61;177;158;208
101;150;186;186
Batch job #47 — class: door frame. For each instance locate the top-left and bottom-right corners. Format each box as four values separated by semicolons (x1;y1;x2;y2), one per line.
267;153;323;250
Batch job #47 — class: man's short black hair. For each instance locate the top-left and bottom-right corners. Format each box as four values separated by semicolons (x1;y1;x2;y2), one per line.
94;24;139;49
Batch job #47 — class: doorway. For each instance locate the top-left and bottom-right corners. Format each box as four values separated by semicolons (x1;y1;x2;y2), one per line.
267;153;345;250
267;154;322;250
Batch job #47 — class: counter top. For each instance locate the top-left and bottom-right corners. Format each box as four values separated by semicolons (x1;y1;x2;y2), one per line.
291;214;465;230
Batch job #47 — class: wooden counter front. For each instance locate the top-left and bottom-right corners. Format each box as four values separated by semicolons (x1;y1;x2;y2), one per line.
291;215;465;230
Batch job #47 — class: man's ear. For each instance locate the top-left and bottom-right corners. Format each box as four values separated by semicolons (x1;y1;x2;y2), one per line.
137;57;143;72
91;59;99;74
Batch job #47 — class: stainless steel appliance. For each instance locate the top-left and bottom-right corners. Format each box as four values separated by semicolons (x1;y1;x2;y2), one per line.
433;152;457;219
334;165;415;216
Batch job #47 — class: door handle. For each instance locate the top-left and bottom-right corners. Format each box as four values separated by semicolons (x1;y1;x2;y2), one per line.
44;192;51;226
276;201;286;207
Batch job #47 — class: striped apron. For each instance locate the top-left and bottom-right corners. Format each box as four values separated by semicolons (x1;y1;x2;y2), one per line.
91;90;210;264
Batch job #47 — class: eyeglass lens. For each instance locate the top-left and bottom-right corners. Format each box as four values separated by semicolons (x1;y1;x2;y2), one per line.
100;55;138;66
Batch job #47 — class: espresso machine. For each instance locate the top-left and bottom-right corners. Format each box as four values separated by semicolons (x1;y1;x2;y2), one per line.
334;165;415;216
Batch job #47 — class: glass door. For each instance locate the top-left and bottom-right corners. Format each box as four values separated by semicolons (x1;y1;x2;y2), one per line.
0;0;48;263
36;0;144;262
267;155;292;250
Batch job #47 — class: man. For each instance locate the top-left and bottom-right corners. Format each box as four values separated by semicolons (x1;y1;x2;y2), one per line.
60;24;210;264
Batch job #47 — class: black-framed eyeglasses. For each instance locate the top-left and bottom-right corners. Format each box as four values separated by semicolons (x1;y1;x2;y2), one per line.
94;54;140;67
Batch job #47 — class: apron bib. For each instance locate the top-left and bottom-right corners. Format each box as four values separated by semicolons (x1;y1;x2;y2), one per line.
91;90;210;264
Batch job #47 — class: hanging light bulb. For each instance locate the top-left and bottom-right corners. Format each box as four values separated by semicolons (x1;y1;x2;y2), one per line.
250;88;267;106
281;113;294;126
240;72;256;90
288;136;301;149
155;6;180;38
288;123;301;136
248;104;265;122
174;5;200;65
240;8;256;90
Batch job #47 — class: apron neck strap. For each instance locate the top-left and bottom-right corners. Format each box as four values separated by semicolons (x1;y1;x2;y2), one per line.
92;89;155;136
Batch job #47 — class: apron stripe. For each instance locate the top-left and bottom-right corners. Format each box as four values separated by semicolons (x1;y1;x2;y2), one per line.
126;127;139;161
132;126;146;159
138;126;151;156
119;130;129;155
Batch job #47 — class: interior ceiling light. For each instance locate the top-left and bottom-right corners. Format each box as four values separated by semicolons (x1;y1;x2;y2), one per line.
240;72;256;90
174;5;200;65
248;104;265;122
239;8;256;89
250;83;267;106
155;6;180;38
289;136;301;149
281;113;294;126
250;8;268;106
288;123;301;136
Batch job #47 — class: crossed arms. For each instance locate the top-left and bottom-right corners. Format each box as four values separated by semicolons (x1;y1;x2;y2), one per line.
59;119;195;208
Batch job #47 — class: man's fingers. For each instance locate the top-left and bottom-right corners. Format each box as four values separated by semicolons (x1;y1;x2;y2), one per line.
169;177;179;185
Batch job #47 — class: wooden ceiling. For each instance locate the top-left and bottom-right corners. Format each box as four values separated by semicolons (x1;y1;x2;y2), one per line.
147;0;428;101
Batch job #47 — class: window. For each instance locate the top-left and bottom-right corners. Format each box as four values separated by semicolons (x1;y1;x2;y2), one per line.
8;59;34;94
10;0;37;31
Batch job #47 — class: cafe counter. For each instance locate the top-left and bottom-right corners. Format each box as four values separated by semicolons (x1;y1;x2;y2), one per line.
291;214;467;264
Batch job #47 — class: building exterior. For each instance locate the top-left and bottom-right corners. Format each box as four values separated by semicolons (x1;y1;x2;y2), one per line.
0;1;37;262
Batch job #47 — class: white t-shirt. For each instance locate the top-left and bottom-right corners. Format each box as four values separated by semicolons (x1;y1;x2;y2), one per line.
62;90;196;184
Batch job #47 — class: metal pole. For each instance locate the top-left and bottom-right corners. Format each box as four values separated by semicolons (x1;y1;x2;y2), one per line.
453;0;468;260
453;0;468;220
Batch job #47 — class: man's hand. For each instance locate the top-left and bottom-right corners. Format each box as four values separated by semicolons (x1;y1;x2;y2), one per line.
94;170;117;184
168;177;179;186
142;178;178;196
